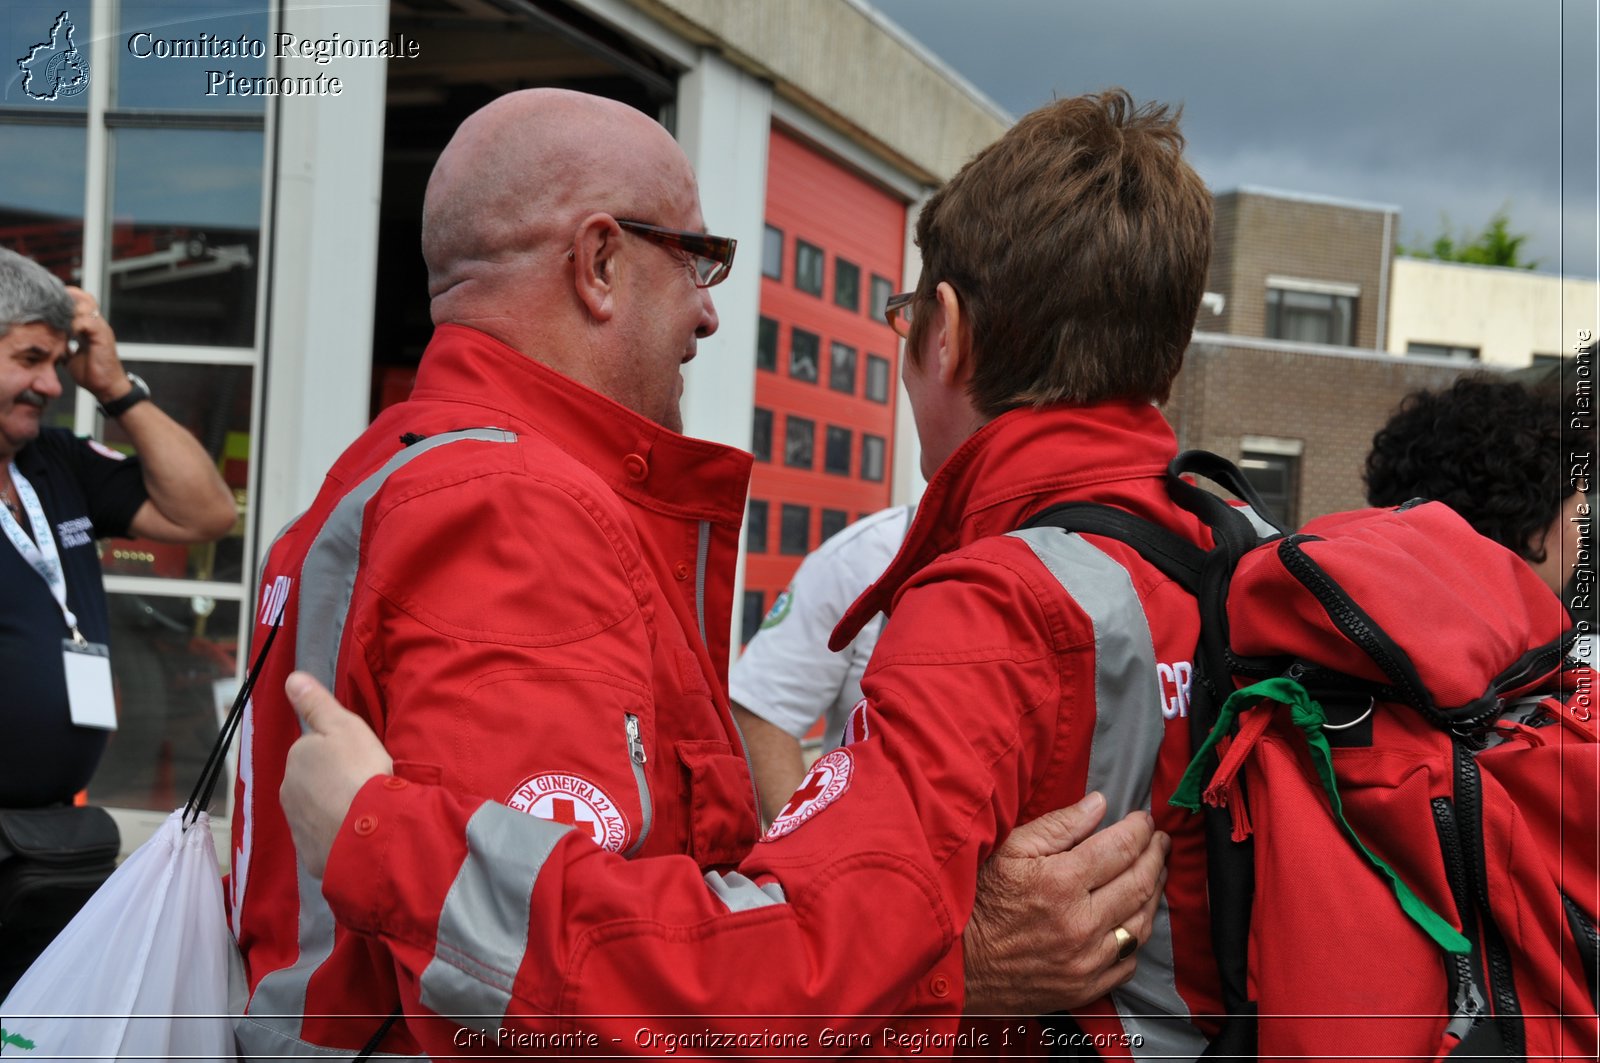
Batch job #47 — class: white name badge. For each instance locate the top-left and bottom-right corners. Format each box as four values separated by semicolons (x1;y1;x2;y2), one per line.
63;639;118;730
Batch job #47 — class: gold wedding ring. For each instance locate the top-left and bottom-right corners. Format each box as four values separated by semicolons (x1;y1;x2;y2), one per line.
1112;924;1137;961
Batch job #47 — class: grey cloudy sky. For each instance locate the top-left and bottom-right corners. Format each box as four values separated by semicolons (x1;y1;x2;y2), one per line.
870;0;1599;278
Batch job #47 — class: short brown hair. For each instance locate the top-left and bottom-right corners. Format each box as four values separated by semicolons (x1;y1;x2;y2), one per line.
911;89;1211;412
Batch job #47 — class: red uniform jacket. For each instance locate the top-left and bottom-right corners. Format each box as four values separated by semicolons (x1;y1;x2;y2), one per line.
285;400;1222;1059
230;325;758;1057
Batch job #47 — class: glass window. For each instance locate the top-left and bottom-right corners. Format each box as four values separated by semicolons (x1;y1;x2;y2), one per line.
784;416;814;469
824;426;852;475
866;354;891;403
1265;287;1356;347
751;407;772;462
1406;341;1480;361
834;258;861;311
1239;451;1299;528
117;2;269;112
780;504;811;556
829;342;857;394
97;362;250;584
7;8;92;112
107;128;264;346
762;224;783;279
795;240;824;296
870;275;895;321
746;499;768;553
820;508;849;543
740;590;766;645
90;594;241;815
756;316;778;371
861;433;886;482
0;125;88;283
789;327;819;382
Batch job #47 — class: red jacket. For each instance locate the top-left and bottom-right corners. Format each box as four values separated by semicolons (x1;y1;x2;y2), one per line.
294;401;1222;1058
229;325;758;1058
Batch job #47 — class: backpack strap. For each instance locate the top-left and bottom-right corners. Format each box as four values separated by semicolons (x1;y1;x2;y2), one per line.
1021;497;1261;1059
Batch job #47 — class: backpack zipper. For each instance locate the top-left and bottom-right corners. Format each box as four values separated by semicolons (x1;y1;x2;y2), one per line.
622;713;653;858
1431;796;1487;1041
1453;741;1524;1054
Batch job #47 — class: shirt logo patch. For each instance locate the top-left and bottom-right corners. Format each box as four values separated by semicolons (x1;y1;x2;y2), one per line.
86;439;127;461
761;749;853;841
507;772;630;852
55;515;92;549
760;587;793;629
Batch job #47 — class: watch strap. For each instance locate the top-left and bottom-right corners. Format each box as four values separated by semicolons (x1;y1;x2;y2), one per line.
99;372;150;418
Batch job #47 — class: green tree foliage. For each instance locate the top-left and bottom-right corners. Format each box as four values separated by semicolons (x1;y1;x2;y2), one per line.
1398;209;1537;269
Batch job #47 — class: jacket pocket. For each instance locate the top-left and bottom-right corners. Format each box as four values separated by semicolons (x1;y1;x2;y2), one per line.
674;741;759;869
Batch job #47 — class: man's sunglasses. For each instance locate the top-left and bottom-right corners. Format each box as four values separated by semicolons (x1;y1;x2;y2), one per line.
616;219;736;288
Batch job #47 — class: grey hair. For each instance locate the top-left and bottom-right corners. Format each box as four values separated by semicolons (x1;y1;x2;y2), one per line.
0;246;75;338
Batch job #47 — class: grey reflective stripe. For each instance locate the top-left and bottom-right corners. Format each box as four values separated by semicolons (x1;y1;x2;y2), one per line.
243;428;516;1057
1237;503;1280;540
705;869;788;912
694;518;711;645
235;1015;424;1062
296;428;517;688
1009;528;1209;1063
419;802;571;1031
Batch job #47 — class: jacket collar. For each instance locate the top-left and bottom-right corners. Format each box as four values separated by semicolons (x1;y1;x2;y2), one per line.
411;324;752;525
833;401;1178;648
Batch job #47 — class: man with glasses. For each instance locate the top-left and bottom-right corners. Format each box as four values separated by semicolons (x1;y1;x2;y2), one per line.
238;88;1163;1058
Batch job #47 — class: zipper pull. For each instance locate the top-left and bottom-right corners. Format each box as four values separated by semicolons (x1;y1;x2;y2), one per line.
626;714;647;765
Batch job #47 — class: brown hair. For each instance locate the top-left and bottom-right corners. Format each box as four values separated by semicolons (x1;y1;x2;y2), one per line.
911;89;1211;411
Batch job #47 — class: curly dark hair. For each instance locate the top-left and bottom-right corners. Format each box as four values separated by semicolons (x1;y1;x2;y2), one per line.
1364;375;1571;563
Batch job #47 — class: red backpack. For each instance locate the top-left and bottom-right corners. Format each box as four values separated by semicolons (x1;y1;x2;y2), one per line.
1028;452;1598;1062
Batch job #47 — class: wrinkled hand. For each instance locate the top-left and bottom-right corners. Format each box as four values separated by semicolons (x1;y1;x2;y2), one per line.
280;672;393;878
62;287;130;405
963;792;1170;1015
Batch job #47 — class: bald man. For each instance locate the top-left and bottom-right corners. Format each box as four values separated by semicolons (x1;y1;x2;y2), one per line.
234;90;1163;1058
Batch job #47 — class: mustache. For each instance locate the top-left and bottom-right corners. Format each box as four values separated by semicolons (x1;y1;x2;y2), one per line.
15;389;50;409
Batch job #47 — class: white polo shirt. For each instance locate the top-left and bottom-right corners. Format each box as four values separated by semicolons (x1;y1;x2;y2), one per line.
730;505;912;750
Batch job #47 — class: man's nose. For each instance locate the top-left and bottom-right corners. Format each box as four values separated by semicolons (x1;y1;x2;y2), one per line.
696;288;719;339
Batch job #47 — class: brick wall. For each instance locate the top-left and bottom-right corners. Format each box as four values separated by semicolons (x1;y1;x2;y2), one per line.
1164;340;1478;522
1211;190;1395;348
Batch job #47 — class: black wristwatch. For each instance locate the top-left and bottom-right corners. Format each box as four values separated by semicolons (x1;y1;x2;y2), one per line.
99;373;150;419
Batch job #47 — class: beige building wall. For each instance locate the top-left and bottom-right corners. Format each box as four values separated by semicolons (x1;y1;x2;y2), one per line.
1387;257;1600;367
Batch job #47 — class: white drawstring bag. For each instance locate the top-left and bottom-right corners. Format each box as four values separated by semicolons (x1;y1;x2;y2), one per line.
0;809;242;1061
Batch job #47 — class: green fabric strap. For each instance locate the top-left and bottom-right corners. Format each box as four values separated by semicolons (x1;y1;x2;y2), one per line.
1170;677;1471;956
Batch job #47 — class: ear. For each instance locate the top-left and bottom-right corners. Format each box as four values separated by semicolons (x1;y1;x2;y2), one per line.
570;214;623;321
932;281;974;388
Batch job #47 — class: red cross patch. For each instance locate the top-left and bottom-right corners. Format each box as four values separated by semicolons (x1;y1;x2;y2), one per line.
761;748;853;841
506;772;630;852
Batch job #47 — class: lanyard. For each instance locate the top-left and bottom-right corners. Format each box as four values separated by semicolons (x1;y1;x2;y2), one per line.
0;465;82;638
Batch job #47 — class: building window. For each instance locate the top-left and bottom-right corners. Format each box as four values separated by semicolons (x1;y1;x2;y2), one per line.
829;342;857;394
821;509;850;542
780;504;811;556
789;328;820;382
795;240;824;296
1265;283;1357;346
751;407;772;462
861;434;886;482
824;426;852;475
1239;442;1301;528
785;416;815;469
762;224;783;280
756;316;778;371
834;258;861;311
1532;352;1565;369
741;590;766;645
746;499;769;553
865;354;891;403
870;275;895;321
1406;341;1480;361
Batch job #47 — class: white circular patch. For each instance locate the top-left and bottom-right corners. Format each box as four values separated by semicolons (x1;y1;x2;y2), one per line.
507;772;630;853
762;749;853;841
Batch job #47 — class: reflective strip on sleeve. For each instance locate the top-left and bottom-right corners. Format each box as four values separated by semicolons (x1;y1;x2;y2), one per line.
1008;527;1209;1063
241;429;515;1057
419;802;572;1031
704;870;788;913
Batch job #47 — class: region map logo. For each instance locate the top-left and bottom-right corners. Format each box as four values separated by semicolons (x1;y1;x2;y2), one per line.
16;10;90;101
